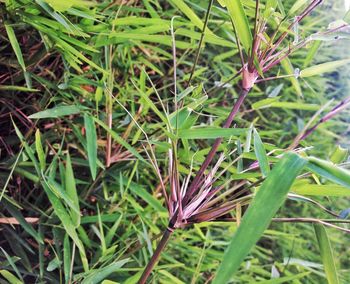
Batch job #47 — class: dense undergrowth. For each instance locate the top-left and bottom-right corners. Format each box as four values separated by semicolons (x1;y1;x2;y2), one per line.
1;0;350;283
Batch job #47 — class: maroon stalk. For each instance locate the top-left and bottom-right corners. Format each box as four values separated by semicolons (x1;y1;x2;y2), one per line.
138;227;174;284
182;88;250;206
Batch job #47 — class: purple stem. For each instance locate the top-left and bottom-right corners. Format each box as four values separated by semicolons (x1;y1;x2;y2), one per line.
182;88;250;206
138;227;174;284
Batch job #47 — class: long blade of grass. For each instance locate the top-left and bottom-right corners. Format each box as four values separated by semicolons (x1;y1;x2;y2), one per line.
84;114;97;180
314;224;339;284
300;59;350;78
253;128;270;177
224;0;253;54
307;157;350;188
177;127;246;139
65;152;81;227
4;23;31;88
29;105;80;119
213;152;306;284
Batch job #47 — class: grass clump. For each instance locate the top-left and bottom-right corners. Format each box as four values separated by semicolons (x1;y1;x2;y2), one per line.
1;0;350;283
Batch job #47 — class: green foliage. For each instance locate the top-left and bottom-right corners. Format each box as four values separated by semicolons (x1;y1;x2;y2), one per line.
1;0;350;283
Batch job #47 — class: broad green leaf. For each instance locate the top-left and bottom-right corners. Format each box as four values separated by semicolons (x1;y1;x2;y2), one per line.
63;234;71;284
42;181;89;271
264;0;278;18
35;130;46;171
292;184;350;196
253;128;270;177
288;0;308;16
213;153;306;284
177;127;246;139
81;259;130;284
4;24;31;88
314;224;339;284
84;114;97;180
45;0;72;11
168;0;213;34
29;105;80;119
0;270;23;284
4;24;26;71
307;157;350;188
65;153;81;227
300;59;350;78
224;0;253;54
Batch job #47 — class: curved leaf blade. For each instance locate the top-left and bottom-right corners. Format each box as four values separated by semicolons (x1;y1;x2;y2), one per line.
213;153;306;284
314;224;339;284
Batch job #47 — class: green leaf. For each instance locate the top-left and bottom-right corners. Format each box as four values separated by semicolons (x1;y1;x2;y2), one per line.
4;24;31;88
2;199;43;245
253;128;270;177
281;58;302;97
81;259;130;284
167;0;212;34
41;181;89;271
300;59;350;78
65;152;81;227
84;114;98;180
213;153;306;284
292;184;350;196
0;270;23;284
45;0;73;11
255;272;310;284
4;24;26;71
177;127;246;139
63;234;71;284
93;116;147;164
118;176;166;213
224;0;253;54
35;130;46;171
288;0;308;16
29;105;80;119
314;224;339;284
307;157;350;188
330;146;348;164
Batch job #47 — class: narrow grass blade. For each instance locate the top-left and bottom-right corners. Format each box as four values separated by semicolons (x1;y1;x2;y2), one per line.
4;24;31;89
84;114;97;180
65;152;81;227
3;197;43;245
168;0;212;33
253;128;270;177
292;184;350;196
178;127;246;139
307;157;350;188
256;272;310;283
93;116;146;164
29;105;80;119
300;59;350;78
81;259;130;284
63;234;71;284
213;153;306;284
42;182;89;271
0;270;23;284
224;0;252;54
314;224;339;284
35;130;46;171
281;58;302;97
